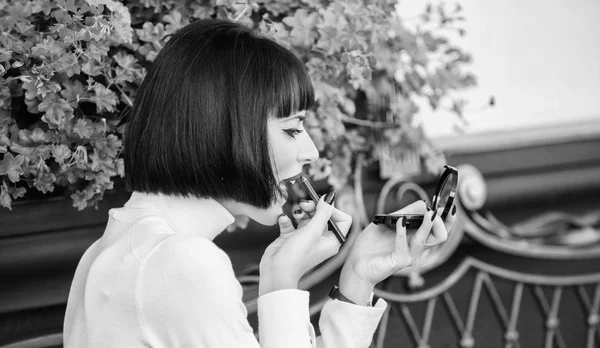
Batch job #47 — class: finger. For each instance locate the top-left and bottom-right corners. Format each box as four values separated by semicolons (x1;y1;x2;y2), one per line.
395;217;410;257
424;212;449;247
389;200;429;216
298;200;315;220
297;213;312;229
386;218;414;271
444;205;458;231
313;233;343;258
409;210;435;260
329;207;352;237
277;214;295;235
298;200;316;214
292;205;308;222
304;196;334;236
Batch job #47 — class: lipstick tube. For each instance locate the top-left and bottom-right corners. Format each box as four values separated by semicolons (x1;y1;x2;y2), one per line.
300;176;346;244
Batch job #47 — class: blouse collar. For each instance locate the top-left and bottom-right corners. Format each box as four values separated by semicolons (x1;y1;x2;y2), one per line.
122;191;236;240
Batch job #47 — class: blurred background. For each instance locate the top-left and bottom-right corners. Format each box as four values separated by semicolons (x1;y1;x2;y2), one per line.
1;0;599;347
409;0;600;137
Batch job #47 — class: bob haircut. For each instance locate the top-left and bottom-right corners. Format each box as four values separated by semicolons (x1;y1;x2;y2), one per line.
124;19;314;208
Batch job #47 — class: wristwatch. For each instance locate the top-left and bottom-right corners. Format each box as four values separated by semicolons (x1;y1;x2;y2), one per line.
329;285;373;307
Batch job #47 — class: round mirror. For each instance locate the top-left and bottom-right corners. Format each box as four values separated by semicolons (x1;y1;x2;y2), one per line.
431;165;458;220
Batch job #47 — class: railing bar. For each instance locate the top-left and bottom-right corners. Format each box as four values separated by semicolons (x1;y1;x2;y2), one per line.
533;285;550;313
400;303;423;344
464;272;484;342
505;282;524;348
587;328;595;348
591;284;600;316
533;286;553;348
537;286;566;348
443;292;466;333
468;256;600;286
551;287;567;348
591;284;600;345
575;286;596;348
577;285;592;309
374;257;600;303
482;273;510;326
421;298;437;345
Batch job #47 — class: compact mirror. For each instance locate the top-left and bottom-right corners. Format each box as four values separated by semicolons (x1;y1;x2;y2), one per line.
431;165;458;220
372;165;459;229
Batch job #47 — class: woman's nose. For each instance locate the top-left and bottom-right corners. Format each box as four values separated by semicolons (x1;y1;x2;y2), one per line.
297;132;319;163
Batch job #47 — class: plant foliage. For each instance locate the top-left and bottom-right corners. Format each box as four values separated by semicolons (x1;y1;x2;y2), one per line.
0;0;475;210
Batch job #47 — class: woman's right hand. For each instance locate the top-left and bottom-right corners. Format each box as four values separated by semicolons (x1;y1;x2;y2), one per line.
259;196;352;296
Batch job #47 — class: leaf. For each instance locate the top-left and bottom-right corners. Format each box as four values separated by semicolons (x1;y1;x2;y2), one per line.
282;9;319;47
9;185;26;199
0;153;25;183
191;4;214;19
116;157;124;177
71;188;94;210
32;37;65;58
52;144;72;166
89;149;117;174
38;94;75;130
55;53;81;77
33;171;56;193
72;118;95;139
136;22;166;43
113;51;137;69
91;84;118;113
60;79;86;103
0;182;12;210
10;129;53;158
0;134;9;153
94;134;122;158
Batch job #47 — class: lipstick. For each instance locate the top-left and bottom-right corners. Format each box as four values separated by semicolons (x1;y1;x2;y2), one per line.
300;176;346;244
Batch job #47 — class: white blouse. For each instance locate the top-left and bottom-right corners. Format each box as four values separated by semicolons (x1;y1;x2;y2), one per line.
64;192;387;347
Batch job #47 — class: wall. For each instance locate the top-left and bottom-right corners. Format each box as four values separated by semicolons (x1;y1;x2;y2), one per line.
397;0;600;136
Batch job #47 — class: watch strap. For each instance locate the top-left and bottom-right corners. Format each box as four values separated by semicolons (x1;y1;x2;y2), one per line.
329;285;372;307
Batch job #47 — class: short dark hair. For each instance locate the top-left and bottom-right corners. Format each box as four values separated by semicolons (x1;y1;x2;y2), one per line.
124;19;314;208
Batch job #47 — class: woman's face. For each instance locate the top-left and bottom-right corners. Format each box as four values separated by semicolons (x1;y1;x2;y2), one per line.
241;110;319;225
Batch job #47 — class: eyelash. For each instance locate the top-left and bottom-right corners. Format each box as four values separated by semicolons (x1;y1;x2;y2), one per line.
283;129;304;138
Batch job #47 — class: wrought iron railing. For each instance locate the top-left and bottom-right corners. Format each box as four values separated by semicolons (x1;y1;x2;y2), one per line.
371;257;600;348
297;158;600;348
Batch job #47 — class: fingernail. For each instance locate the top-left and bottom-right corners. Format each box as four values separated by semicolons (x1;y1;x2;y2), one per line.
300;199;310;203
293;209;303;215
401;216;407;227
451;205;457;216
431;211;437;222
423;200;432;211
278;214;287;221
324;189;336;204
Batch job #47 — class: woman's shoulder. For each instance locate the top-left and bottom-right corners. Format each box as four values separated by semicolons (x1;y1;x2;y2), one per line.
124;212;228;265
137;225;234;274
139;232;241;300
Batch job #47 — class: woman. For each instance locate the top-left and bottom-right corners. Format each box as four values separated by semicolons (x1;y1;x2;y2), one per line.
64;19;454;348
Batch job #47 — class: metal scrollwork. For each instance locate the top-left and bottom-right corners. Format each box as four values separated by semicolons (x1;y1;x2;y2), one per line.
458;166;600;259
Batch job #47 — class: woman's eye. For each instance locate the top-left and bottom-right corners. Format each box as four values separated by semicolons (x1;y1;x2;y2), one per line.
283;129;304;138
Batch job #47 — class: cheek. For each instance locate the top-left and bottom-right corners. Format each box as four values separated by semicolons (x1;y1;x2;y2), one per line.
271;138;297;175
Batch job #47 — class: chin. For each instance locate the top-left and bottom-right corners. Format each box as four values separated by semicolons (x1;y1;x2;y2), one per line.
249;206;283;226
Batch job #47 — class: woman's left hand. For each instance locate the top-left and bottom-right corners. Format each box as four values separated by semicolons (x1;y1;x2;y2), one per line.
339;200;457;305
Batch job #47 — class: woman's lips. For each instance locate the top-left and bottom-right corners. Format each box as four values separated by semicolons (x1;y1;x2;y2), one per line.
281;172;302;185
